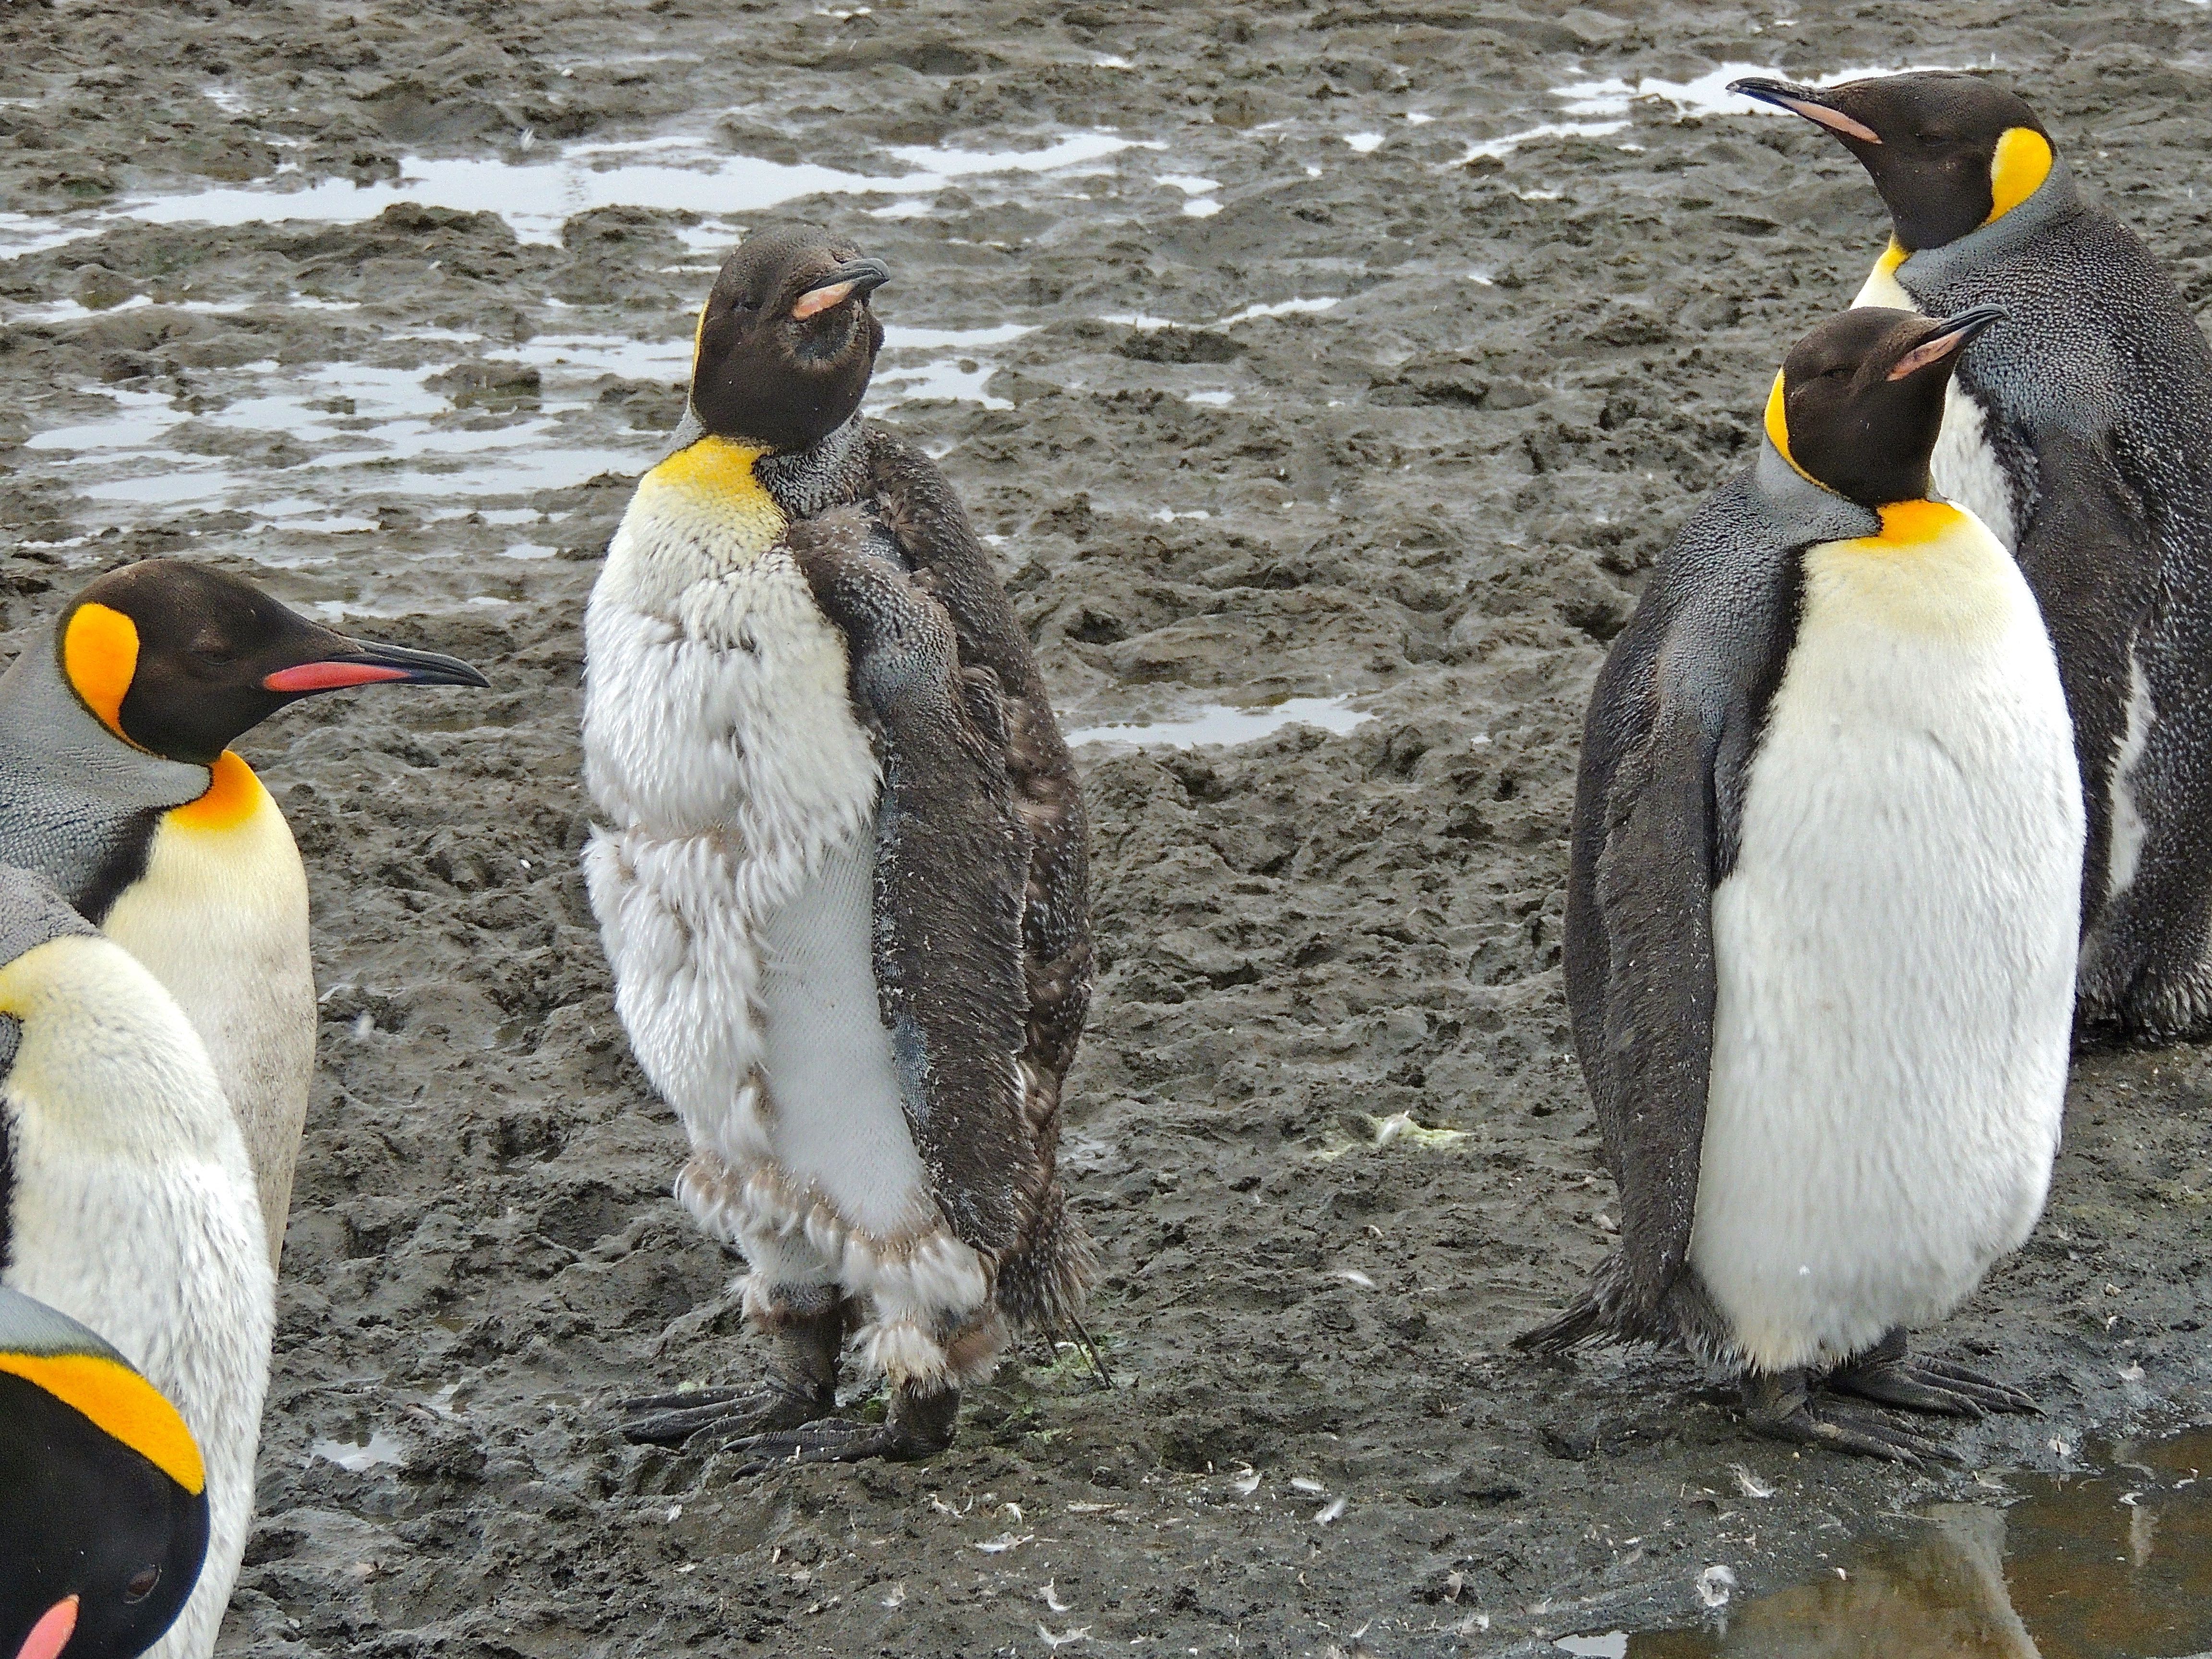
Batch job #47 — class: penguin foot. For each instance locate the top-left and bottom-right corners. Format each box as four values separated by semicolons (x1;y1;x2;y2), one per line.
1826;1355;2038;1420
620;1373;831;1447
1824;1328;2039;1420
1741;1370;1964;1468
723;1382;961;1474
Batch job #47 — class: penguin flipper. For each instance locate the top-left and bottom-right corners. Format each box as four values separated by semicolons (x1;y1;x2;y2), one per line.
853;431;1097;1331
786;514;1038;1260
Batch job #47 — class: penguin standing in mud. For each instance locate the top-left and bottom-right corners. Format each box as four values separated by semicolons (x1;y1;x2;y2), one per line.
1731;70;2212;1039
0;560;489;1265
0;864;271;1657
584;221;1094;1466
1520;307;2081;1464
0;1286;209;1659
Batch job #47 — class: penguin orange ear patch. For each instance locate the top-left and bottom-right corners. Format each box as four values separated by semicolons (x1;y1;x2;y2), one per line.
62;602;139;739
1987;127;2053;223
0;1351;205;1494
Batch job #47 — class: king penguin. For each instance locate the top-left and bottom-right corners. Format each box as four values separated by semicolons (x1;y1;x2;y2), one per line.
0;1286;209;1659
583;220;1095;1467
1518;305;2082;1464
0;863;271;1657
1731;70;2212;1040
0;559;489;1266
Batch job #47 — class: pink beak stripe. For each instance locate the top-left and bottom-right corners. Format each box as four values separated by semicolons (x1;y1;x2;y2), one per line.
1771;94;1881;145
791;278;859;321
262;661;416;692
18;1598;78;1659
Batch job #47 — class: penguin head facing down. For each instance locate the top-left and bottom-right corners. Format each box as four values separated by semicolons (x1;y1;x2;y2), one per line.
688;221;890;453
0;1287;208;1659
1730;72;2053;252
55;560;491;768
1767;304;2010;508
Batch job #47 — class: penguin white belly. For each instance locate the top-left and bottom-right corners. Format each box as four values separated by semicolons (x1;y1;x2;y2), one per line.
1690;507;2083;1374
1853;248;2018;550
582;440;938;1256
102;753;314;1270
754;831;934;1239
0;936;273;1659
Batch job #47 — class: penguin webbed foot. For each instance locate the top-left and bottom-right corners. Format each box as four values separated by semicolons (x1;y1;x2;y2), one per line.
620;1372;829;1447
724;1383;961;1474
1741;1368;1965;1468
1825;1330;2039;1419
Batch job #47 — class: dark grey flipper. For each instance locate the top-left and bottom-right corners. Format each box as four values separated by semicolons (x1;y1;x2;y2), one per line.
853;430;1095;1332
1519;445;1876;1354
786;512;1038;1259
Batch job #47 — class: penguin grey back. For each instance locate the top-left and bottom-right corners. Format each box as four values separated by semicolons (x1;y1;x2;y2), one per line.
0;644;205;922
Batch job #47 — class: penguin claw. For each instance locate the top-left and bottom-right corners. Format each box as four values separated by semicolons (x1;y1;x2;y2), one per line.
1740;1369;1964;1467
619;1378;827;1447
719;1417;917;1475
1755;1399;1964;1468
1825;1350;2040;1420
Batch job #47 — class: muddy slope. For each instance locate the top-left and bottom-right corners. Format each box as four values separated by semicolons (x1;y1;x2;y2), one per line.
0;2;2208;1655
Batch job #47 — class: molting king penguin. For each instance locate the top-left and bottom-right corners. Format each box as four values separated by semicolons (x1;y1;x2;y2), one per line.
0;559;488;1266
0;863;271;1658
582;221;1096;1467
1518;307;2082;1465
0;1286;209;1659
1731;69;2212;1040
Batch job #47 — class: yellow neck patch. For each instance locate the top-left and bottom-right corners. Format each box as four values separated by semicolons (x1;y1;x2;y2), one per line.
62;603;139;741
1873;237;1907;280
1987;127;2053;224
0;1351;205;1494
642;435;785;550
1763;370;1816;484
1873;498;1967;545
167;750;264;832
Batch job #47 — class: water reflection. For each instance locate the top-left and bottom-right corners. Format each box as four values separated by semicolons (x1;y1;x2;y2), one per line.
1612;1429;2212;1659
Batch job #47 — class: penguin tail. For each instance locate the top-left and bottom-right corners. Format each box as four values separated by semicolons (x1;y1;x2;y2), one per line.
1512;1293;1611;1356
995;1182;1097;1343
1513;1250;1685;1355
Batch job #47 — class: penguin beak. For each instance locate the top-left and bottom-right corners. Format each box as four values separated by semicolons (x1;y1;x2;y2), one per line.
1730;77;1884;144
261;638;492;694
16;1598;78;1659
789;258;892;321
1886;303;2010;381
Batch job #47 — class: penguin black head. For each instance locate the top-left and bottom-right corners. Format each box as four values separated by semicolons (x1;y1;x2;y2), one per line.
0;1287;208;1659
1767;304;2010;508
1731;72;2053;252
55;560;491;768
688;221;890;453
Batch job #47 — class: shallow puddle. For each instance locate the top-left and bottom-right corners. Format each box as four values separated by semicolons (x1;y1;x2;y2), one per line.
1582;1427;2212;1659
1063;695;1372;749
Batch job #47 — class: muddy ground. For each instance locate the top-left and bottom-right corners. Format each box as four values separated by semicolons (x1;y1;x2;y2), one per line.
1;1;2210;1655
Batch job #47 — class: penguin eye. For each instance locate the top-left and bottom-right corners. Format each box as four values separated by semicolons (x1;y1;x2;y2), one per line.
191;642;236;666
123;1566;160;1602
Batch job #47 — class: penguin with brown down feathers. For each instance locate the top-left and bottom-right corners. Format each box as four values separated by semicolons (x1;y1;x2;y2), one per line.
584;221;1094;1466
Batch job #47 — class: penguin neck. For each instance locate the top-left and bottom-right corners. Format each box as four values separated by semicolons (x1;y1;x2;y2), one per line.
1877;153;2081;295
0;643;208;809
1751;440;1883;547
639;433;788;564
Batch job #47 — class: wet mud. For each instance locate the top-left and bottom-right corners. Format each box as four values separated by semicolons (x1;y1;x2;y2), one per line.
1;2;2210;1655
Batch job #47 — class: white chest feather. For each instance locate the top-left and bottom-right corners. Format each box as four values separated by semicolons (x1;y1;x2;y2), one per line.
581;440;926;1241
1853;248;2018;551
1690;507;2084;1372
0;935;273;1659
102;757;313;1268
